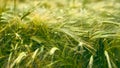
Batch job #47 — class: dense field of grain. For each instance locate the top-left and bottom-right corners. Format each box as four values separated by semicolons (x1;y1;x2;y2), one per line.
0;0;120;68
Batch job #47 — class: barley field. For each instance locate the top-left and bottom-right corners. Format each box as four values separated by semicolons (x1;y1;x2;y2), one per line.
0;0;120;68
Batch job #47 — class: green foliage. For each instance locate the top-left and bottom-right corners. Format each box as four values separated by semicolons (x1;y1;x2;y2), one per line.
0;0;120;68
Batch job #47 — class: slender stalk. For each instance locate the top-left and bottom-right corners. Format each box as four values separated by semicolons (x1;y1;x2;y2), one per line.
105;51;112;68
